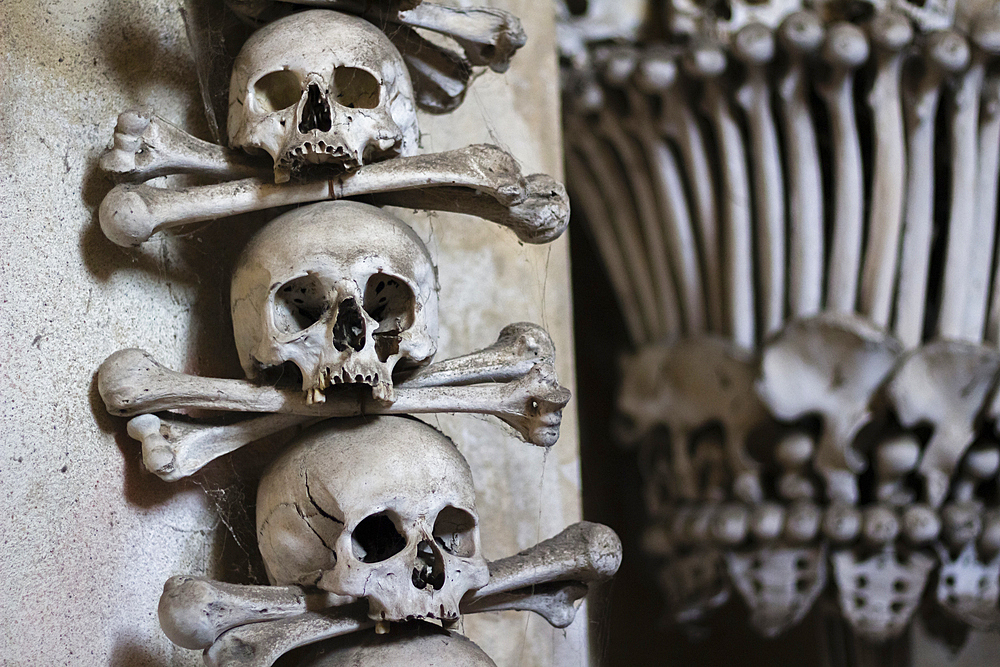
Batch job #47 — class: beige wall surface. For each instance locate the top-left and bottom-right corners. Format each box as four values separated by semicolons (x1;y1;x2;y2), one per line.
0;1;584;664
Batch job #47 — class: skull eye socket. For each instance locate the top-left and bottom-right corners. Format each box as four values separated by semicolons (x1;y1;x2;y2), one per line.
254;69;303;113
364;273;416;362
273;275;328;334
333;66;380;109
432;506;477;558
352;512;406;563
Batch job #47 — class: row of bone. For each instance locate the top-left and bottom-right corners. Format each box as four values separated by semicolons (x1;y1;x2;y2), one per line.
155;416;621;666
563;8;1000;352
618;314;1000;511
98;9;569;248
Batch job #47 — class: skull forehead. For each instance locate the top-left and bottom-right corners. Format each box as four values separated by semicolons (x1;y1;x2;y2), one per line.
236;201;435;286
262;417;477;523
299;622;497;666
234;10;400;81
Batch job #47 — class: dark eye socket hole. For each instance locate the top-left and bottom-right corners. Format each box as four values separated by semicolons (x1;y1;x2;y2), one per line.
432;506;477;558
364;273;416;362
254;69;302;113
273;274;328;334
352;512;406;563
334;67;380;109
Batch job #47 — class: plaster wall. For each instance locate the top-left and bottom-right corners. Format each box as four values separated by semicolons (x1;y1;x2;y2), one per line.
0;1;584;664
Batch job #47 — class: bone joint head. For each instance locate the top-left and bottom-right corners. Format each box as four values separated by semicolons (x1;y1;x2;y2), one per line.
231;200;439;404
256;416;490;624
228;9;419;182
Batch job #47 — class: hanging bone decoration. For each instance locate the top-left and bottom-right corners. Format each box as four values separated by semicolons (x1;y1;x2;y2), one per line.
96;4;612;664
98;8;568;247
560;0;1000;645
156;417;621;666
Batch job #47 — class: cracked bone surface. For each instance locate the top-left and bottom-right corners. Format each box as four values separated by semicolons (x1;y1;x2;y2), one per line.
99;348;570;448
884;340;1000;508
158;520;619;661
121;323;559;480
99;144;569;247
757;314;902;504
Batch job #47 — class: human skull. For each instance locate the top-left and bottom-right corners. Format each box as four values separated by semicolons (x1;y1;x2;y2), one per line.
231;201;438;403
296;620;497;667
256;417;491;624
228;9;419;182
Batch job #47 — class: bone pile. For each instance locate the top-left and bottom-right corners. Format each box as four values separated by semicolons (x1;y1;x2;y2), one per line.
562;0;1000;646
94;1;621;665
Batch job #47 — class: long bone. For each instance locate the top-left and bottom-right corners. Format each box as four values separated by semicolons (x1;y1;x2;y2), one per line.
630;52;707;335
963;16;1000;341
98;349;570;448
594;50;683;337
564;88;666;342
982;37;1000;343
100;109;267;182
734;22;786;337
817;23;869;314
640;50;724;333
777;11;825;318
757;314;902;504
120;323;560;480
939;17;994;340
884;340;1000;508
895;30;971;348
99;144;569;247
858;12;912;329
159;522;620;665
684;42;756;349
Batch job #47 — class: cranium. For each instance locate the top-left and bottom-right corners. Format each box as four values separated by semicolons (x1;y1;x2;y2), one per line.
297;621;497;667
255;417;490;624
228;9;419;182
231;201;438;403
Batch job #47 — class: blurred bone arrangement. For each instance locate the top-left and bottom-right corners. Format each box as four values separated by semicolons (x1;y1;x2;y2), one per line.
561;0;1000;647
93;1;621;665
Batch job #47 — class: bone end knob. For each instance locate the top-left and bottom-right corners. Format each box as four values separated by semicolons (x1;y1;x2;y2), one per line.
823;503;862;543
751;502;786;542
158;575;221;650
126;414;175;476
682;43;728;79
822;23;870;70
874;435;920;504
634;52;678;94
734;23;776;65
902;504;941;544
779;11;824;55
712;503;750;545
785;501;822;544
925;30;971;74
776;432;817;500
863;504;900;545
100;184;157;247
601;48;638;86
869;11;913;52
963;447;1000;480
942;503;983;548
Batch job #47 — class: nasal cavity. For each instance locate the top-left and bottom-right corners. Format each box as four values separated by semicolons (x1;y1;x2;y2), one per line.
411;540;445;591
332;298;366;352
298;83;332;133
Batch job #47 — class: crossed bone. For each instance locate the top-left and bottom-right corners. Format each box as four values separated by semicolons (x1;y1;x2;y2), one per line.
157;521;620;667
98;323;571;480
99;109;568;247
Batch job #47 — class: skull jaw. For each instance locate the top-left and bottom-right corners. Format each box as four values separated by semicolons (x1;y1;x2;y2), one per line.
270;121;403;183
302;352;397;405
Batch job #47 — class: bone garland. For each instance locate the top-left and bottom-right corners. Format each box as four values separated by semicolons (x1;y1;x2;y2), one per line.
818;22;869;315
99;144;570;246
894;29;971;348
100;109;267;182
159;522;620;658
99;349;569;448
121;323;562;480
777;11;825;319
858;12;912;329
733;22;786;338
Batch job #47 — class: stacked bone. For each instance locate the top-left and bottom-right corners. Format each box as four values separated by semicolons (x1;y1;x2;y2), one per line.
93;2;621;666
562;0;1000;645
